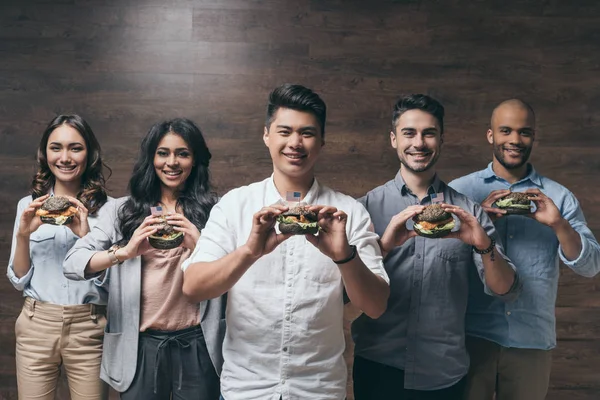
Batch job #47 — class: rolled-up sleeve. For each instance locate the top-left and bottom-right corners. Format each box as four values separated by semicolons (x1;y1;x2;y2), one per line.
64;198;121;281
558;193;600;277
348;201;389;284
472;203;521;301
7;198;32;291
181;195;237;272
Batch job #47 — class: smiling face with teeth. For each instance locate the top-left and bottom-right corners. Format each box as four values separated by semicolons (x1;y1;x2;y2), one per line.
391;109;442;174
263;107;324;181
488;101;535;171
46;124;88;185
153;132;194;193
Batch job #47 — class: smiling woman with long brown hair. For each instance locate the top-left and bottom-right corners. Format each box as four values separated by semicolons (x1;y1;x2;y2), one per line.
7;114;110;400
64;118;225;400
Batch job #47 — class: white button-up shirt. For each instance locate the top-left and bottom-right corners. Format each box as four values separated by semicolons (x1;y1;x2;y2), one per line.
182;176;388;400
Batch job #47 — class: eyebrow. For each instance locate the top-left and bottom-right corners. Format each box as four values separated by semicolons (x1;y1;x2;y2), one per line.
48;141;84;146
400;127;438;133
499;125;534;131
276;125;318;132
157;147;190;151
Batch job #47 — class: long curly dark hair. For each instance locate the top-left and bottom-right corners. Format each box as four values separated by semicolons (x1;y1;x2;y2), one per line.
118;118;217;243
31;114;109;215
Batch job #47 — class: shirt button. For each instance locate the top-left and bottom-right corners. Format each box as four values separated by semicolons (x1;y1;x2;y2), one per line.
506;311;511;316
416;254;422;259
509;235;514;239
413;281;418;287
290;251;294;256
287;282;292;287
283;347;288;352
285;315;290;321
281;379;285;384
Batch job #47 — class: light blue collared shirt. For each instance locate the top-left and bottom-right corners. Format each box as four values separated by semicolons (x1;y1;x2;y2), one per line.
7;195;108;305
449;163;600;350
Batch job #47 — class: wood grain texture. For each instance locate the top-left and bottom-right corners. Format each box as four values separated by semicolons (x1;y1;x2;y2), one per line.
1;0;599;398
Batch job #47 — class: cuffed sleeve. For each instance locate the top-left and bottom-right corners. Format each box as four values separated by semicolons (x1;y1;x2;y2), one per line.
558;194;600;278
181;195;237;272
348;200;389;284
64;198;123;281
7;197;32;291
472;203;521;302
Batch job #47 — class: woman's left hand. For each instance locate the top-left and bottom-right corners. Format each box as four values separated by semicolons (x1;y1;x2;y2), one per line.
66;196;90;238
165;213;201;250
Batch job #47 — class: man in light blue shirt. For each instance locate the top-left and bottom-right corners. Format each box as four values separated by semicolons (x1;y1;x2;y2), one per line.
449;99;600;400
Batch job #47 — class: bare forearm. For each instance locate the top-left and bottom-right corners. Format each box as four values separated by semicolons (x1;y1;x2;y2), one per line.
482;251;516;295
339;257;389;319
183;245;258;302
85;250;115;276
12;234;33;278
553;218;582;261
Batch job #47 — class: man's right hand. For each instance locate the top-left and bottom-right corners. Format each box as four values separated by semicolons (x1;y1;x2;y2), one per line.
244;204;292;259
481;189;511;221
379;205;425;254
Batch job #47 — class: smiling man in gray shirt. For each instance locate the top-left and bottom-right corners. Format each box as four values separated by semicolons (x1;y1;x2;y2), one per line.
351;94;521;400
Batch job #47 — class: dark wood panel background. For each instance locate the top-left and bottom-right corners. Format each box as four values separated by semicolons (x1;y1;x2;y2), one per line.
1;0;599;399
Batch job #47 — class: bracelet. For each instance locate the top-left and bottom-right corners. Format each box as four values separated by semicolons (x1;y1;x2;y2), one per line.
473;236;495;261
333;245;357;265
107;244;123;265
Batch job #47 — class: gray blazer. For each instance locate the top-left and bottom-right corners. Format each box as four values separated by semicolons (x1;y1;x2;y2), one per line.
64;197;225;393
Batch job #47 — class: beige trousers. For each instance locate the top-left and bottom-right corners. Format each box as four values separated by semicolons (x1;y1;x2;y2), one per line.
463;336;552;400
15;297;108;400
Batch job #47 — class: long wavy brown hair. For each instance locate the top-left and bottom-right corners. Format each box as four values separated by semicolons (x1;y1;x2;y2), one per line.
31;114;110;214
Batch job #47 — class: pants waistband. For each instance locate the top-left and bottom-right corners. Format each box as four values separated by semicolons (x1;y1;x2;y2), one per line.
23;297;106;321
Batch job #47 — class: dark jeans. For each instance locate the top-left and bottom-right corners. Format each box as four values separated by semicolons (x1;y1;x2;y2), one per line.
121;325;220;400
353;356;466;400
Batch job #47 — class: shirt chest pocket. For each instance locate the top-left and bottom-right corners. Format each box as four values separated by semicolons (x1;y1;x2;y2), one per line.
302;248;341;284
29;230;57;261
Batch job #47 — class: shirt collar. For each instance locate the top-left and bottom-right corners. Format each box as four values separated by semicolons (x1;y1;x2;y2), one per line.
394;170;445;197
266;174;320;205
482;162;543;187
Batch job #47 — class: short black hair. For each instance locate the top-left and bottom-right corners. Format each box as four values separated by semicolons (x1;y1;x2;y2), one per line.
266;84;327;137
392;94;445;134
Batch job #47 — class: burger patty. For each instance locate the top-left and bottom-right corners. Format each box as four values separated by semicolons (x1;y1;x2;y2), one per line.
416;217;454;230
285;214;314;224
36;206;78;218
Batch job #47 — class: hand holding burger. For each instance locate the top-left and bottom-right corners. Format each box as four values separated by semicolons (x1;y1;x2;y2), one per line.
439;203;492;250
380;205;425;253
163;213;201;250
243;204;292;260
17;194;50;238
303;205;352;262
148;216;185;250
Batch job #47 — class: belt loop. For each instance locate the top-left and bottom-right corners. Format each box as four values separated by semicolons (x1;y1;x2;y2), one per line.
90;304;98;322
27;299;36;318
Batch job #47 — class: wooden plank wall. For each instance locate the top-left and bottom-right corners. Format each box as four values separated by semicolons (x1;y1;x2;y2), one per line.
1;0;599;398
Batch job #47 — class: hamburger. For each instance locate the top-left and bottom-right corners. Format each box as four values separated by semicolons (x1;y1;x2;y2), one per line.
35;196;77;225
495;192;532;215
148;218;184;249
412;204;455;238
277;206;319;235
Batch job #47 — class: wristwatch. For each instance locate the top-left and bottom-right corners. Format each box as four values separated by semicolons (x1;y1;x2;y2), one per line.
107;244;123;265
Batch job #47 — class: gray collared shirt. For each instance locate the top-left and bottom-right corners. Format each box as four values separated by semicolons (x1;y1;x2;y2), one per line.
351;172;519;390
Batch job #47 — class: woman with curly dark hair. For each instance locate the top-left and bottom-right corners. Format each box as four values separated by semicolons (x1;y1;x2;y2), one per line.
7;114;111;400
64;118;225;400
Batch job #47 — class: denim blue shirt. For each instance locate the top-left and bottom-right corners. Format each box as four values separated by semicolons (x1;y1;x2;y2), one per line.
351;172;519;390
449;163;600;350
7;195;108;305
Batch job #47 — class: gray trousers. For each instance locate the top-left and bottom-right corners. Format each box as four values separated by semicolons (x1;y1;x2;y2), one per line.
121;325;220;400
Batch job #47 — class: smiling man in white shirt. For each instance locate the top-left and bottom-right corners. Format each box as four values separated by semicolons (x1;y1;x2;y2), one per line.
182;83;390;400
